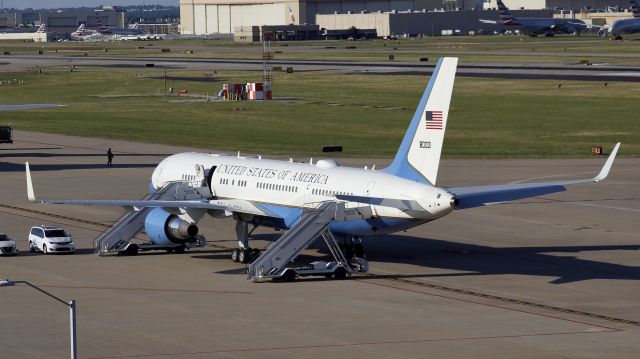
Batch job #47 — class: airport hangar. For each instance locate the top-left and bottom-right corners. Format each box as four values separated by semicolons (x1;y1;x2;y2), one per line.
179;0;551;37
179;0;632;37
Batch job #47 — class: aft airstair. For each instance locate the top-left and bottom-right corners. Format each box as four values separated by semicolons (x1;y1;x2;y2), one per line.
247;201;368;282
94;182;180;255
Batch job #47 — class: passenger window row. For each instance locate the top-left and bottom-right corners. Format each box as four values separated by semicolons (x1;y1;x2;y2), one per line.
219;178;247;187
312;189;353;197
182;174;196;181
258;182;297;193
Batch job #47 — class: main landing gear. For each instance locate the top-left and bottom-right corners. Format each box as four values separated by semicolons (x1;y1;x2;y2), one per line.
231;247;260;264
230;220;261;264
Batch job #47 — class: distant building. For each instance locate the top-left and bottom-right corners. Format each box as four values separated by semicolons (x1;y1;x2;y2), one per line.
317;9;552;37
137;23;180;35
482;0;630;10
180;0;488;35
0;32;48;42
234;24;320;42
180;0;635;36
0;6;125;38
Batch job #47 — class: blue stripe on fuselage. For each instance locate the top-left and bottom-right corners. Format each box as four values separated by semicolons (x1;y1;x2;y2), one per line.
256;203;426;236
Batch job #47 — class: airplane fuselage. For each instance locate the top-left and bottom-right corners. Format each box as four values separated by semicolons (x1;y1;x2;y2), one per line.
611;18;640;37
506;18;586;35
151;153;456;236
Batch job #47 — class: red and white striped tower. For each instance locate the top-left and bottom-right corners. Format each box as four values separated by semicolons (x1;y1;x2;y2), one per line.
262;29;273;100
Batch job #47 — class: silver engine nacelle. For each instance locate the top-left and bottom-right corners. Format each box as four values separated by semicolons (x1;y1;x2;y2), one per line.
145;208;199;245
166;216;199;241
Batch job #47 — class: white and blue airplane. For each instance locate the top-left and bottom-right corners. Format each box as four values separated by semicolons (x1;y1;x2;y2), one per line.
25;57;620;264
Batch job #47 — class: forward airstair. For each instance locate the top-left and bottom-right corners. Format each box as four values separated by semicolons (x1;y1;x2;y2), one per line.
94;182;180;255
247;201;368;282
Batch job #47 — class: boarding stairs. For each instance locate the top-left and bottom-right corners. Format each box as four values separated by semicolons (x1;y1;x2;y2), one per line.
247;201;363;281
94;182;191;255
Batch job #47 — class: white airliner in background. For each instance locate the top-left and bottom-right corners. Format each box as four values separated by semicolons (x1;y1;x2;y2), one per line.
25;57;620;272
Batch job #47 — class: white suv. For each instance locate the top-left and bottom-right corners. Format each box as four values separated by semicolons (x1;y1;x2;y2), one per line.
0;234;19;256
28;225;75;254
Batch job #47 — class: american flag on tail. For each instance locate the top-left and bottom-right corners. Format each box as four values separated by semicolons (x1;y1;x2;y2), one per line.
425;111;443;130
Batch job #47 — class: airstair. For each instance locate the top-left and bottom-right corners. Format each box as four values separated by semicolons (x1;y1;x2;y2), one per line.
94;182;180;255
247;201;368;282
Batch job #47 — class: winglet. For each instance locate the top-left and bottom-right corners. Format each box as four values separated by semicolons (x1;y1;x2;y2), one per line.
593;142;621;182
25;162;36;202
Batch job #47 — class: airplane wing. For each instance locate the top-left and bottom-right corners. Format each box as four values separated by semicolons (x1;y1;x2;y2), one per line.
479;19;498;24
24;163;282;218
447;143;620;209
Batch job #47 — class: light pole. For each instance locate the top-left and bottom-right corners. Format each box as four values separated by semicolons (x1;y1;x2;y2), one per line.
0;279;77;359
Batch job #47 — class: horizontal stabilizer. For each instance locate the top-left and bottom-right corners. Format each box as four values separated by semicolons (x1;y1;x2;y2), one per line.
448;142;620;209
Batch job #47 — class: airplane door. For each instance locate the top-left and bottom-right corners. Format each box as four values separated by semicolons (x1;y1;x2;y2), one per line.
365;181;376;196
365;181;377;216
206;166;217;197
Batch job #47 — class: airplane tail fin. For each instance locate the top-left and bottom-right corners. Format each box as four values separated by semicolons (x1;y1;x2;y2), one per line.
384;57;458;186
497;0;518;24
632;0;640;18
36;23;46;33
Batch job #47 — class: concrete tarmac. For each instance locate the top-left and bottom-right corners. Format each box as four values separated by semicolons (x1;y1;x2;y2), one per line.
4;54;640;82
0;131;638;358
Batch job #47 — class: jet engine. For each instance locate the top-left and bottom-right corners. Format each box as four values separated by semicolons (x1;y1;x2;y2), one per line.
144;208;198;246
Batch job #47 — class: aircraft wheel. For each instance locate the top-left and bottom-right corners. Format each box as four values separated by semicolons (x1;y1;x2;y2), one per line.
238;249;248;264
249;248;260;263
231;248;240;262
334;267;347;280
124;244;139;256
174;245;185;254
354;243;366;259
281;269;296;282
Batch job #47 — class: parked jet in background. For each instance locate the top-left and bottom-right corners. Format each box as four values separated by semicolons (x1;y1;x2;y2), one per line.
24;58;620;278
35;23;46;33
70;24;101;40
599;0;640;39
481;0;587;36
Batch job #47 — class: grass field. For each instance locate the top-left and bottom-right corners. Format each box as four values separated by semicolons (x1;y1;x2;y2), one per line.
0;65;636;158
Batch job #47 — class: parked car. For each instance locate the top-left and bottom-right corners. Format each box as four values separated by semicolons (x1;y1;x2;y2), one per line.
28;225;75;254
0;233;19;256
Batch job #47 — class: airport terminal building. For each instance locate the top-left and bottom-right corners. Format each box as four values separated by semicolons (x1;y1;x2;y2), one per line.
0;6;125;38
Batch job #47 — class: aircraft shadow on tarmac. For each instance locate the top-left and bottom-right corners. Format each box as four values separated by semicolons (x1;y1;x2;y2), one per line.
0;152;171;158
0;151;171;171
0;147;62;151
0;162;158;171
213;232;640;284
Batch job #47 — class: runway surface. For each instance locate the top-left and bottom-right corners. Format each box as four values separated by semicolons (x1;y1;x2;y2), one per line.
0;104;64;111
0;131;638;358
3;54;640;82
